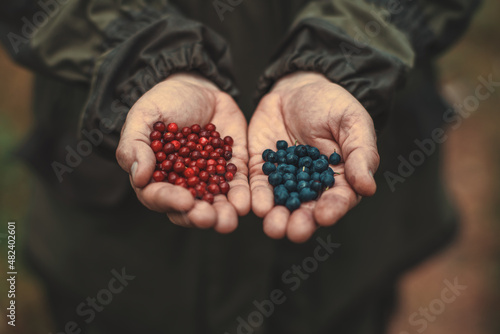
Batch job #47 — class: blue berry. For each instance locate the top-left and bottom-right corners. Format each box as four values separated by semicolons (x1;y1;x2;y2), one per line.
299;188;318;202
262;149;273;162
310;180;322;193
297;180;309;192
267;152;277;163
262;161;276;175
284;179;297;192
307;146;320;160
295;145;307;157
290;192;299;198
329;151;341;165
297;171;310;182
286;153;298;165
320;173;335;188
300;166;311;174
276;140;288;151
283;173;296;182
285;165;298;174
274;188;289;206
274;184;286;195
298;156;313;168
312;159;328;173
311;172;321;182
269;172;283;186
285;196;301;212
277;164;287;173
320;154;329;161
286;146;296;155
326;167;334;175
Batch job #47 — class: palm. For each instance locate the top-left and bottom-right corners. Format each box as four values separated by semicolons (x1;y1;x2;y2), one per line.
248;73;379;242
116;74;250;233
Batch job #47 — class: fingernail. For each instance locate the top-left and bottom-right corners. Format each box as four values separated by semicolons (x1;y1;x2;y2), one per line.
131;161;138;181
369;170;374;180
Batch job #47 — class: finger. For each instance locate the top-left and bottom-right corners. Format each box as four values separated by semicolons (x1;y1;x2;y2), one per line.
313;177;361;226
133;182;196;213
263;205;290;239
116;118;156;188
228;170;251;216
334;112;379;196
167;212;193;228
213;196;239;234
249;160;275;217
287;202;317;243
186;200;217;229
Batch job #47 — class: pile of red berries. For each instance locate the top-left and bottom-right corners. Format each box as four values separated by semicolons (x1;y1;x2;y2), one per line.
149;121;237;204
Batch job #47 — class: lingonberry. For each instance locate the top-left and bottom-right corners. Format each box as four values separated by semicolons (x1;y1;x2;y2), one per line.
196;158;207;169
151;140;163;152
173;162;185;173
171;140;181;151
200;150;209;159
191;166;200;176
187;134;198;142
187;176;199;187
207;184;220;195
209;152;220;159
204;123;216;132
211;131;220;138
184;168;195;178
216;157;226;166
150;130;162;141
215;148;224;155
179;138;187;146
186;141;196;151
207;159;217;166
191;124;201;133
167;122;178;133
216;165;226;175
163;143;175;154
155;152;167;162
163;132;175;142
181;127;192;137
191;150;202;160
178;147;190;157
211;137;222;148
175;132;184;140
202;193;214;204
167;153;177;161
167;172;178;184
223;151;232;161
199;171;209;182
225;172;234;181
223;136;234;146
226;163;237;174
153;121;166;132
175;177;186;186
188;160;197;168
160;160;173;171
175;157;185;164
199;130;210;138
206;165;216;175
209;175;220;184
153;170;165;182
219;182;229;194
198;137;209;146
223;145;232;153
188;187;197;198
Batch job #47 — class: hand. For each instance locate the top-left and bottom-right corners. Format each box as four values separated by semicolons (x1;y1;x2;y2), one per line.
116;73;250;233
248;72;379;242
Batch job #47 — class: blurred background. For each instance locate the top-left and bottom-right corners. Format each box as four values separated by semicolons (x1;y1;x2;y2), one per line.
0;0;499;333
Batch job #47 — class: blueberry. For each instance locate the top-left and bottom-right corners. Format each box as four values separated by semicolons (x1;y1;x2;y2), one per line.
262;149;273;162
277;156;287;164
320;154;329;161
297;171;310;182
326;167;334;175
320;173;335;188
274;188;289;206
283;173;296;182
312;159;328;173
329;152;341;165
285;196;301;212
311;172;321;182
285;165;298;174
286;153;299;165
276;149;287;158
300;166;311;174
262;161;276;175
267;152;277;163
274;184;286;195
307;146;320;160
284;179;297;192
295;145;307;157
297;180;309;192
286;146;296;155
298;156;313;168
290;192;299;198
299;188;318;202
268;172;283;186
276;140;288;151
277;164;288;173
310;180;322;193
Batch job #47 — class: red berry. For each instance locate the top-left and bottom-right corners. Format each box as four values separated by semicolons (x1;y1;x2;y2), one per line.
216;165;226;175
179;138;187;146
223;151;232;161
195;184;206;197
167;123;178;133
151;140;163;152
211;131;220;138
223;145;232;152
188;160;196;168
188;187;197;198
205;145;214;153
196;158;207;169
187;176;199;187
167;153;177;161
190;151;202;160
175;157;185;164
225;172;234;181
163;132;175;142
179;147;190;157
150;130;162;141
209;175;220;184
187;134;199;142
184;168;195;178
186;141;196;151
175;132;184;140
156;151;167;162
181;127;192;136
215;148;224;155
216;157;226;166
191;166;200;176
167;172;178;184
200;150;209;159
211;137;222;148
153;170;165;182
191;124;201;133
153;121;166;132
175;177;186;186
206;165;216;175
163;143;175;154
219;181;229;194
199;130;210;138
207;184;220;195
223;136;234;146
226;163;237;174
204;123;216;131
195;144;203;151
173;162;185;173
202;193;214;204
199;171;209;182
160;160;173;171
171;140;181;151
209;152;220;159
198;137;209;146
207;159;217;166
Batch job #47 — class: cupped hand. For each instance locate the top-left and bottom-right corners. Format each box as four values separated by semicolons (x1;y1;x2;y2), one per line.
248;72;380;242
116;73;250;233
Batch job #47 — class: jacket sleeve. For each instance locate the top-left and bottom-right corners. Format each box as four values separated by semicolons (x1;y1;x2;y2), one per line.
0;0;238;152
257;0;482;129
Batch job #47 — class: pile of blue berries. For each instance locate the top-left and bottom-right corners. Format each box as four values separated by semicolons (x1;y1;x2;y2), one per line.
262;140;342;212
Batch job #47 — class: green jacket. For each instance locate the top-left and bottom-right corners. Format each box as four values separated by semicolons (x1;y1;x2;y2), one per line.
0;1;480;333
